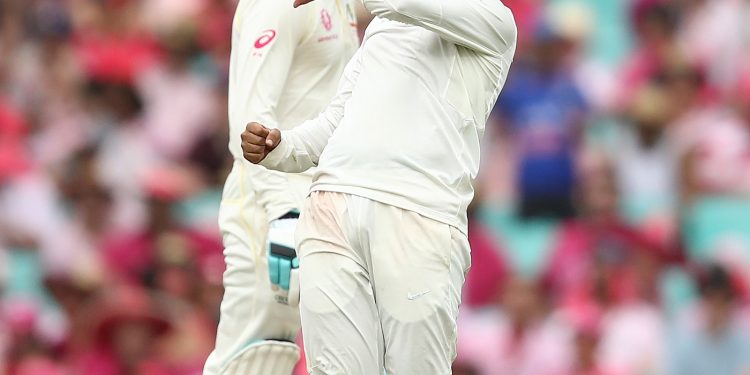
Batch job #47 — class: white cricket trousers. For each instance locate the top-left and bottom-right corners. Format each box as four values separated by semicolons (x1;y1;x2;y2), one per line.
295;191;471;375
204;161;305;375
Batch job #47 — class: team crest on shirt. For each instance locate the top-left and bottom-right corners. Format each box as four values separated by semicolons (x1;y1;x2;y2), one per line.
317;8;339;43
321;9;333;31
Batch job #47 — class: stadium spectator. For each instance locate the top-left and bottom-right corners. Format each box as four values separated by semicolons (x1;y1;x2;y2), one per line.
669;265;750;375
494;17;589;220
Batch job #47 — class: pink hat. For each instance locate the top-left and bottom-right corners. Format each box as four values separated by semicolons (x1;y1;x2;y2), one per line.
2;298;39;335
13;357;66;375
0;141;31;181
560;293;604;338
0;100;31;181
0;99;25;136
142;166;200;201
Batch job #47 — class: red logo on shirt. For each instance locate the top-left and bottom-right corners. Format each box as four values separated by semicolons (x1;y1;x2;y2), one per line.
254;30;277;49
321;9;333;31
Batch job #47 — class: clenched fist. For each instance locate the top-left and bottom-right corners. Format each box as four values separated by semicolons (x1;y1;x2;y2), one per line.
241;122;282;164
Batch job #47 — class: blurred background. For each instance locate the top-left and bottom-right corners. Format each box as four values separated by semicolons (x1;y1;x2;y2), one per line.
1;0;749;374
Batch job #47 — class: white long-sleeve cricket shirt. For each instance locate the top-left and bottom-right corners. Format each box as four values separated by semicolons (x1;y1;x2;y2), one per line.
261;0;517;233
227;0;358;221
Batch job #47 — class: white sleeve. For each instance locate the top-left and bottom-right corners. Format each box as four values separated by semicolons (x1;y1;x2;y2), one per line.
362;0;516;57
260;49;363;173
233;1;309;221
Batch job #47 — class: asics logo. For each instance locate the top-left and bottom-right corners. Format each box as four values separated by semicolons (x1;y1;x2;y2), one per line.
254;30;277;49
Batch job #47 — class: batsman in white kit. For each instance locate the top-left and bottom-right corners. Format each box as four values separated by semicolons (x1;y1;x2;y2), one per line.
203;0;358;374
242;0;517;373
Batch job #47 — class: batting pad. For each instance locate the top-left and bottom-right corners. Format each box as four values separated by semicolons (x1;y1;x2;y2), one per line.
221;340;300;375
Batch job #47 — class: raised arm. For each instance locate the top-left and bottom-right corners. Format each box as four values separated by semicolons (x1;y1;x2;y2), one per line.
242;48;363;173
363;0;516;57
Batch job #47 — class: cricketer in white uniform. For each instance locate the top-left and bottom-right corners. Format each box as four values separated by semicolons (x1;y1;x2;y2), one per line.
203;0;358;374
242;0;517;373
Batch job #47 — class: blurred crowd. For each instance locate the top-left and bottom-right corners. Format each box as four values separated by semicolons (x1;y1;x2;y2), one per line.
0;0;749;375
